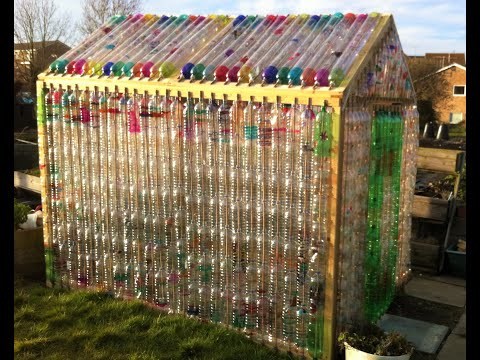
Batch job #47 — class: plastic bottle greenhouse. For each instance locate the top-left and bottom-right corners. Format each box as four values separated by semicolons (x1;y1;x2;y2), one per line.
37;12;419;360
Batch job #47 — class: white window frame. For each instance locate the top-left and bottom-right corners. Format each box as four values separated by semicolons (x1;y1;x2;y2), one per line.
453;85;466;96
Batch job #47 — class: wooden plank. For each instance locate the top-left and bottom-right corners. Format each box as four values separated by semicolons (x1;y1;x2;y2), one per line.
417;147;465;174
410;242;440;270
412;195;448;221
14;171;42;193
37;73;343;107
324;108;344;360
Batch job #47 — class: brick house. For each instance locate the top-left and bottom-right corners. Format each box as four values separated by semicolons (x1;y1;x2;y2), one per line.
408;52;466;68
14;40;70;93
415;63;466;125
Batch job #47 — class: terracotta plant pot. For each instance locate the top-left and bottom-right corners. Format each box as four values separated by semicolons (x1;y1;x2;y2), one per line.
344;342;412;360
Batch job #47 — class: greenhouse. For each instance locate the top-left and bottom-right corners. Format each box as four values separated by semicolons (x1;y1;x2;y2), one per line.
37;12;418;360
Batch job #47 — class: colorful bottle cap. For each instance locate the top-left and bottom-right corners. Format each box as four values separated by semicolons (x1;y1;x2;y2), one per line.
160;61;177;78
73;59;87;74
300;67;316;86
226;65;241;82
287;67;303;85
314;68;329;86
328;68;345;86
276;67;290;85
66;60;77;74
122;61;136;76
191;63;206;80
232;15;246;26
141;61;155;77
181;63;195;79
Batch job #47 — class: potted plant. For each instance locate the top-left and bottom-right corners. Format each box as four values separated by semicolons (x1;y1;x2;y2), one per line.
338;323;414;360
14;198;45;281
14;198;31;230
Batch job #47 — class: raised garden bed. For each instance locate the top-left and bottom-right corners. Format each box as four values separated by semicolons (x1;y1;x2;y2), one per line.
14;227;45;282
14;170;41;194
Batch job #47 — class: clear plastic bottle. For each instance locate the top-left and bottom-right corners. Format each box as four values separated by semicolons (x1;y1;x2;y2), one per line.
212;15;279;82
140;16;202;78
245;14;316;84
185;16;254;81
158;16;231;79
179;15;248;80
199;16;264;81
99;15;160;76
50;15;128;73
328;13;381;87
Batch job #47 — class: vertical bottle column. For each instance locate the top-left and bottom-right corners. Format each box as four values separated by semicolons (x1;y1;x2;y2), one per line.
183;92;197;316
216;94;231;325
295;100;316;351
68;87;86;288
117;90;135;297
149;92;165;307
79;89;94;288
52;86;68;287
60;87;75;288
45;87;58;286
110;90;127;297
282;99;301;348
171;93;188;313
254;97;272;340
242;97;256;332
206;95;220;323
231;96;246;329
138;92;155;303
267;97;286;344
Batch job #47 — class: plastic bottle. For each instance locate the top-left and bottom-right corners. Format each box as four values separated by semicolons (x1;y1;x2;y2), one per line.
158;16;231;79
252;15;331;84
65;14;141;75
99;15;168;76
188;15;256;81
179;15;248;80
287;13;355;85
141;16;205;78
255;14;322;85
306;14;367;87
239;14;312;84
199;16;266;81
213;15;279;82
50;15;128;73
328;12;381;87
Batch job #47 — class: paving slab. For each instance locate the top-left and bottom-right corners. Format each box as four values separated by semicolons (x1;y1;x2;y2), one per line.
414;272;466;288
405;277;466;307
437;334;466;360
452;313;466;336
377;314;449;354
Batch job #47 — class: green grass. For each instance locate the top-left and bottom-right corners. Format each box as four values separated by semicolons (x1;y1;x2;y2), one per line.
14;278;296;360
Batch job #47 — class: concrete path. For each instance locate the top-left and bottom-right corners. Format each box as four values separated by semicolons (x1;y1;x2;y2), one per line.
378;314;449;353
404;274;466;360
405;276;466;307
437;313;466;360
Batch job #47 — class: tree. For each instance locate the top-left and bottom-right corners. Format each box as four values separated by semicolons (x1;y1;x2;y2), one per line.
79;0;143;36
14;0;73;94
407;59;451;128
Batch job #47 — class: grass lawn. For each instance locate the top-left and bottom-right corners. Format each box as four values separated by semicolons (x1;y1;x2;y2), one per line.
14;279;296;360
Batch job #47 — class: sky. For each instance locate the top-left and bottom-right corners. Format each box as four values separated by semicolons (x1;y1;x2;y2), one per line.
53;0;466;56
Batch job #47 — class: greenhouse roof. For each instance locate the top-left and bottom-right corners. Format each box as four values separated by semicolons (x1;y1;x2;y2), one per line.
42;13;413;100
